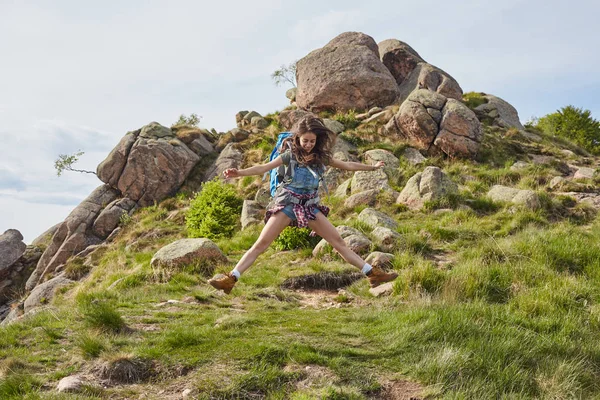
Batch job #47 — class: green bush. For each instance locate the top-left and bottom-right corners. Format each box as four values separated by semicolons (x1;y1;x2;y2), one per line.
273;227;319;251
463;91;488;109
534;105;600;154
186;178;243;239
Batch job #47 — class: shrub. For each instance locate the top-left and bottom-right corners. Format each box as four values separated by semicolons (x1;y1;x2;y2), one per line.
273;227;319;251
186;178;243;239
172;113;202;128
534;106;600;154
463;91;488;109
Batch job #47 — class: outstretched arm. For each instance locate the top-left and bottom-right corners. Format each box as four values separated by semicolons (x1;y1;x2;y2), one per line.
223;156;284;179
328;158;385;171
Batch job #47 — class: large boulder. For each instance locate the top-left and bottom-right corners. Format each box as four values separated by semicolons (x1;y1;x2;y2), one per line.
396;63;463;106
357;208;398;230
397;166;458;210
473;94;524;129
296;32;400;113
204;143;243;182
97;122;199;207
26;185;119;290
92;198;137;239
0;245;42;304
278;109;313;131
385;89;482;158
0;229;27;273
313;225;372;257
378;39;425;86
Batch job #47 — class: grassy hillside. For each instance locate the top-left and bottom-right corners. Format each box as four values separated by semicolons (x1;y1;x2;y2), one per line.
2;117;600;399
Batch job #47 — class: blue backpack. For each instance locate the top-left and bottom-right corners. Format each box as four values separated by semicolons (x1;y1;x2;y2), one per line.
268;132;293;196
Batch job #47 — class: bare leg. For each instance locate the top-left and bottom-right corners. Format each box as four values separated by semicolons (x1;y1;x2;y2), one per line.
233;211;292;274
307;213;365;269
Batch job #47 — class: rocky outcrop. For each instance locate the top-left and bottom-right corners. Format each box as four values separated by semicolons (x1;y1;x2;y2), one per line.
385;89;482;158
296;32;399;113
473;94;524;129
97;122;199;207
397;166;458;210
24;275;73;313
1;245;42;304
379;39;462;105
25;185;120;290
0;229;27;273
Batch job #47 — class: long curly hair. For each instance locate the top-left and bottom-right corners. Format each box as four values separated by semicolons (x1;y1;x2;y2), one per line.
289;115;335;166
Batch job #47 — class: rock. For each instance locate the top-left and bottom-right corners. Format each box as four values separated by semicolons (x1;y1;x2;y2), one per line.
357;208;398;229
57;376;85;393
323;119;345;134
97;122;199;206
435;99;482;158
335;179;352;198
549;176;565;189
31;223;61;248
235;111;249;126
0;245;42;304
0;229;27;272
241;200;263;229
204;143;243;182
313;225;371;257
188;135;215;156
254;187;272;208
561;149;576;158
92;198;136;239
251;117;269;129
371;227;401;252
397;63;463;106
510;161;530;171
285;88;297;101
369;282;394;297
150;238;227;269
344;189;379;208
279;109;313;131
557;192;600;208
364;149;400;173
402;148;427;165
351;169;391;194
363;109;394;124
397;166;458;210
473;94;524;129
365;251;395;268
229;128;250;142
26;185;120;290
529;154;556;165
378;39;424;85
296;32;399;113
574;167;596;180
24;275;73;313
487;185;540;209
242;111;261;125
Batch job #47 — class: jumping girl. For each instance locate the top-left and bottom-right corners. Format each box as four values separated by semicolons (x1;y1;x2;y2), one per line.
209;115;398;294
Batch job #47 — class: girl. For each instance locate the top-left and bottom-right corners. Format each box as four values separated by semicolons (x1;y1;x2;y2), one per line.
209;115;398;294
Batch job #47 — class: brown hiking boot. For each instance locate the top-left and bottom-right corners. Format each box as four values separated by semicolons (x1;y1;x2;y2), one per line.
208;273;237;294
366;266;398;288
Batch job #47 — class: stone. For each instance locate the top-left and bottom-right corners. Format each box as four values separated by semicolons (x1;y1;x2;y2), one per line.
549;176;565;189
574;167;596;180
92;198;136;239
296;32;399;113
397;166;458;210
357;208;398;230
251;116;269;129
371;227;401;252
402;148;427;165
510;161;530;171
397;63;463;106
363;109;394;124
24;275;73;313
365;251;395;268
323;119;345;134
334;179;352;198
364;149;400;173
487;185;540;209
285;88;297;101
473;94;524;129
0;229;27;272
378;39;424;85
435;99;482;158
150;238;227;269
351;169;391;194
241;200;263;229
204;143;243;182
57;376;85;393
344;189;379;208
278;109;313;130
369;282;394;297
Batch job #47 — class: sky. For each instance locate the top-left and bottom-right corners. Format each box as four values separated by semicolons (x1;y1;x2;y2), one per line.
1;0;599;243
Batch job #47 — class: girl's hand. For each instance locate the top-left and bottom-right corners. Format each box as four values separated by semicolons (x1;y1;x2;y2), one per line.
223;168;240;179
374;161;385;169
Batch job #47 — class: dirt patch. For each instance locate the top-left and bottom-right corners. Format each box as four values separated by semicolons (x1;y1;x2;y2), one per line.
281;271;364;290
294;289;362;310
379;379;425;400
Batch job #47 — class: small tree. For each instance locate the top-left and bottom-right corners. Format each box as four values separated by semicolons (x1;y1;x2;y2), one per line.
535;105;600;154
54;151;97;177
172;113;202;128
271;61;297;87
